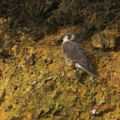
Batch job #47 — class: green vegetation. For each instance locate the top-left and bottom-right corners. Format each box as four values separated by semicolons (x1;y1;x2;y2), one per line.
0;0;120;38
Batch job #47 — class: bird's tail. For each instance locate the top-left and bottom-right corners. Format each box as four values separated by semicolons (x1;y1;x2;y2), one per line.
79;65;98;77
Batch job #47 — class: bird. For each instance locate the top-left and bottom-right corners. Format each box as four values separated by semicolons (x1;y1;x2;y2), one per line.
62;33;96;77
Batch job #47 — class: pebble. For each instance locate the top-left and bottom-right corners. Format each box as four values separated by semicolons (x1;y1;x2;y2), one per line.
91;108;100;115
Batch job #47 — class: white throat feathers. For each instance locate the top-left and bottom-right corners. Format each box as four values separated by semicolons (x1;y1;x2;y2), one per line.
62;34;75;44
63;36;69;44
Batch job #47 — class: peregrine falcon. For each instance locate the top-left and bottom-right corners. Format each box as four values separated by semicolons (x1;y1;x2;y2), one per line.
62;33;96;77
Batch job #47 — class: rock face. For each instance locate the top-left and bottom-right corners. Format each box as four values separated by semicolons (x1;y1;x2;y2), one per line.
91;29;119;49
0;20;120;120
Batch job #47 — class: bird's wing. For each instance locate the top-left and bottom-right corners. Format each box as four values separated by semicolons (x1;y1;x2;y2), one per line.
63;41;96;76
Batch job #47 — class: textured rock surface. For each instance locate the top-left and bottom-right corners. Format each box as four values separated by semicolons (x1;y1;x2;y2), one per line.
0;19;120;120
91;29;119;49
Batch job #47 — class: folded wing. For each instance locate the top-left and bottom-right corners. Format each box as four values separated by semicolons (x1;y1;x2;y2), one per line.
63;41;96;76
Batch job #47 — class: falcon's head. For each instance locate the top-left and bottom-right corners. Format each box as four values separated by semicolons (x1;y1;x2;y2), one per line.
62;33;75;44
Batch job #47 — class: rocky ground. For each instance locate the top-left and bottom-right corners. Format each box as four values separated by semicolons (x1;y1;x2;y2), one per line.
0;19;120;120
